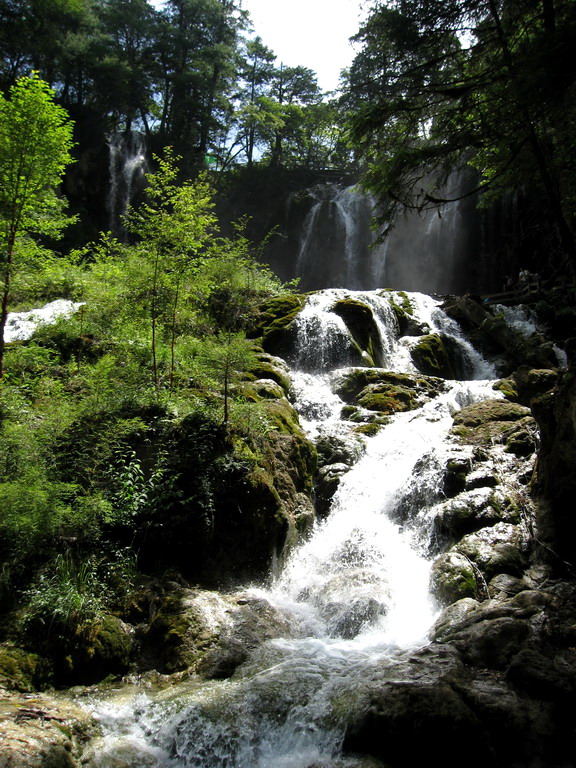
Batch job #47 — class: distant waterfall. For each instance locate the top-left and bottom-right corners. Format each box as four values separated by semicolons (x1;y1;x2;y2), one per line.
107;132;149;236
291;175;478;294
294;184;377;291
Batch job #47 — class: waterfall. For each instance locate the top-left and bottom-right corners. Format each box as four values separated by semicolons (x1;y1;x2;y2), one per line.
107;132;149;236
291;174;479;295
82;289;505;768
294;185;376;291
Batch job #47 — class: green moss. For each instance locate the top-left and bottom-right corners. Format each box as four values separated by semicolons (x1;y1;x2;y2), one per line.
331;298;383;367
353;423;382;436
357;385;416;414
410;334;455;378
493;378;519;401
450;400;536;448
262;398;303;436
145;591;216;673
248;360;291;394
254;294;305;354
334;369;440;403
0;644;52;691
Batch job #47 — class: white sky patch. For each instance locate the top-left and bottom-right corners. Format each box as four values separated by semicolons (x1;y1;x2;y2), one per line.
241;0;364;93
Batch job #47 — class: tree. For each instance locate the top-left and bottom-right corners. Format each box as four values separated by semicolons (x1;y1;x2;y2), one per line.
0;74;75;379
344;0;576;270
154;0;246;173
198;330;258;426
123;147;217;389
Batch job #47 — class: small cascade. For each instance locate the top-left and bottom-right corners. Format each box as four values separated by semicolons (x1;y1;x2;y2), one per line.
4;300;84;343
82;289;510;768
107;131;149;236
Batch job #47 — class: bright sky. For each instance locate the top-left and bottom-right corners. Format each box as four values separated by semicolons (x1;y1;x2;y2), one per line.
241;0;364;93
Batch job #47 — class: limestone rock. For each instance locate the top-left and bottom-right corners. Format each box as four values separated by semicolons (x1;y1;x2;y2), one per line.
0;689;94;768
455;522;531;579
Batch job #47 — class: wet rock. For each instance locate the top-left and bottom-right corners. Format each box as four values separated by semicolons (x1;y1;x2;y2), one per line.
142;588;296;679
141;589;233;674
510;366;558;405
532;358;576;561
323;598;386;639
248;352;293;394
254;294;305;359
344;679;491;768
506;648;576;701
431;590;554;645
409;333;471;379
331;298;384;367
454;673;562;768
455;522;531;580
488;573;529;600
434;487;520;540
315;462;350;516
442;453;473;497
198;593;297;679
0;689;94;768
430;551;479;604
332;368;445;405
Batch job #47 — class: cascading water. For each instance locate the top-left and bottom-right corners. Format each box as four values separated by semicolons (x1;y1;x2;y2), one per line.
291;174;479;295
4;299;84;343
107;131;149;236
81;289;504;767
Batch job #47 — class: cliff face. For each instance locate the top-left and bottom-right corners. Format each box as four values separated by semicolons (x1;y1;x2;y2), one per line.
533;343;576;565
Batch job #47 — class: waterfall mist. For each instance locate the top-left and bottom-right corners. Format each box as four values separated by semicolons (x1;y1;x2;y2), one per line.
287;175;480;295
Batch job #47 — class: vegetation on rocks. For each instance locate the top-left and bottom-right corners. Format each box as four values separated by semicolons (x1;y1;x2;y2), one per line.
0;122;315;689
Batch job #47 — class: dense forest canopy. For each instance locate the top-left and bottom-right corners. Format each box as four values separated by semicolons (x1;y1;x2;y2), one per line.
0;0;350;174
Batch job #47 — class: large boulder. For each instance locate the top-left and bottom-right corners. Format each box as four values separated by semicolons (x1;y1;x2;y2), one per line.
331;298;384;367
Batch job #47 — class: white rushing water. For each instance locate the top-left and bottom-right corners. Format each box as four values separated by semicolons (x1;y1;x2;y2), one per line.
5;299;84;343
82;289;501;767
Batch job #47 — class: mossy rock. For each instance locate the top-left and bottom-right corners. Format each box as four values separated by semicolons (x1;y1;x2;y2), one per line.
353;423;382;436
262;397;304;436
85;614;132;678
357;384;417;414
331;298;384;367
242;379;286;402
254;294;305;357
455;522;530;580
386;291;429;336
24;613;132;686
410;334;459;378
443;456;472;497
430;552;478;605
451;399;534;448
143;590;220;673
435;488;520;540
333;368;445;404
510;366;558;405
0;644;52;692
492;378;519;402
248;354;292;394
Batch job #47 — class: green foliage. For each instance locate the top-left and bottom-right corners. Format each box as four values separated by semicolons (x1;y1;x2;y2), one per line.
22;552;106;632
0;73;76;377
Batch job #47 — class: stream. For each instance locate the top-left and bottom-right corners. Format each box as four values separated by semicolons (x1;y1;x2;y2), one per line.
80;289;503;768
